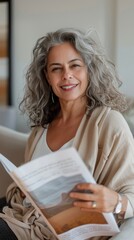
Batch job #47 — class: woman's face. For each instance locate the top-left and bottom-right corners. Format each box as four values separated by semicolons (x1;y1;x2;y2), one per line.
46;42;88;103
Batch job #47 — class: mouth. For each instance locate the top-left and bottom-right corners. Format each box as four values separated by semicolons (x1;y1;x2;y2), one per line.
60;84;78;90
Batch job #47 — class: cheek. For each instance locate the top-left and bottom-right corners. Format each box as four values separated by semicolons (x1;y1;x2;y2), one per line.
48;74;60;86
46;73;54;86
81;73;89;85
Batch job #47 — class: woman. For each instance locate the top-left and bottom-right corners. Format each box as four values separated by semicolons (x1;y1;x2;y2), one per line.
0;27;134;240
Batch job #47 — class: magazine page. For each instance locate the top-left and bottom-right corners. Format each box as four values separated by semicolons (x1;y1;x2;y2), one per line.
12;147;119;240
0;153;17;173
0;153;58;237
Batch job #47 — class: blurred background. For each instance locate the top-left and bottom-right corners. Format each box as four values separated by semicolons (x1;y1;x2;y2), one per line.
0;0;134;132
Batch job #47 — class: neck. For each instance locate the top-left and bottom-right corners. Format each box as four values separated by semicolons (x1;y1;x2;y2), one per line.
58;98;87;123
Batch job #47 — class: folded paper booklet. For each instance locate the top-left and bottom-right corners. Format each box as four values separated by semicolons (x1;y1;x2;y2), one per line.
0;147;119;240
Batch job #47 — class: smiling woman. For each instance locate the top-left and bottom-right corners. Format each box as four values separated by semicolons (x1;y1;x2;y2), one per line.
0;0;12;105
0;27;134;240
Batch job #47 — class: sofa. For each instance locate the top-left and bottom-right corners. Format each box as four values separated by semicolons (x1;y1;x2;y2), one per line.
0;126;28;197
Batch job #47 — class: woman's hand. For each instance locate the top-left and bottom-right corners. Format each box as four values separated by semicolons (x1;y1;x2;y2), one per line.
69;183;119;213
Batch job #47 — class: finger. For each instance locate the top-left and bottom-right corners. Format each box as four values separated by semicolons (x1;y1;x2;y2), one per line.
76;183;99;193
73;200;102;212
74;200;94;209
70;191;95;201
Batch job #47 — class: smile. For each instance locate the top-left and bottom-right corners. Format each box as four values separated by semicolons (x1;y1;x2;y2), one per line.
60;84;78;90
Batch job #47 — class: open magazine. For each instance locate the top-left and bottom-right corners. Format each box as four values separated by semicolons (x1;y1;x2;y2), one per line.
0;147;119;240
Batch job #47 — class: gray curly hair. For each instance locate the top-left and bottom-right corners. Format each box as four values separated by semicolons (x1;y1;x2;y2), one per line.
20;27;127;127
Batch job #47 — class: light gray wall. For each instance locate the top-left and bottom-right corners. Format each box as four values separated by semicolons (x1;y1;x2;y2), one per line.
115;0;134;97
11;0;134;132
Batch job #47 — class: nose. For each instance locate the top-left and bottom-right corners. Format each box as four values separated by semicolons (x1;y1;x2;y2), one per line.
62;68;72;80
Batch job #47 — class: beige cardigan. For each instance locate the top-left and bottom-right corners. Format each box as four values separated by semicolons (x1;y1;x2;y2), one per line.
1;106;134;240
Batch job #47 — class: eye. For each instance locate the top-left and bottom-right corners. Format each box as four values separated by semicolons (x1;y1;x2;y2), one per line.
71;64;81;69
51;67;62;72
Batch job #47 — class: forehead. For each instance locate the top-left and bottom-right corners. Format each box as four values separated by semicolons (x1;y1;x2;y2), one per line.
47;42;83;62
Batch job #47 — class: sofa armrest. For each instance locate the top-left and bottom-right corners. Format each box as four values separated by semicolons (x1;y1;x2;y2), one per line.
0;126;29;197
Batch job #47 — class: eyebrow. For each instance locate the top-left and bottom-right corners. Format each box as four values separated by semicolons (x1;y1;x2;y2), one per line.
48;58;83;68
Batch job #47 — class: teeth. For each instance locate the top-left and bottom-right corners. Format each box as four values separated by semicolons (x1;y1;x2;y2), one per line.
61;85;76;89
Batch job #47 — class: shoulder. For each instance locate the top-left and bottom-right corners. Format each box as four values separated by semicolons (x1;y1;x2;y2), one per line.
93;106;125;122
81;106;131;137
101;107;131;134
92;106;131;133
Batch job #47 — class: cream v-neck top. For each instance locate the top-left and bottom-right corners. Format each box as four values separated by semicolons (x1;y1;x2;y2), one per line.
31;127;74;160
